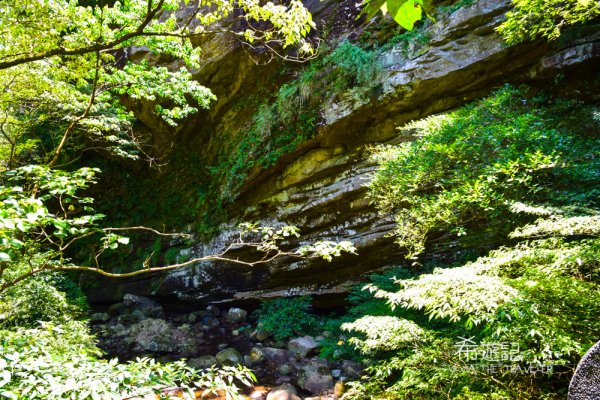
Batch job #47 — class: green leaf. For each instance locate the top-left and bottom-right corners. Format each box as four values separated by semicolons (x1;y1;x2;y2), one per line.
388;0;423;30
0;252;10;262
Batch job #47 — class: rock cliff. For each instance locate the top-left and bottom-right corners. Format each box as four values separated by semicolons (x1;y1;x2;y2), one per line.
85;0;600;305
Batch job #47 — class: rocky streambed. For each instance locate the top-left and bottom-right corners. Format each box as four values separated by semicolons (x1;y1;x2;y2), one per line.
91;294;361;399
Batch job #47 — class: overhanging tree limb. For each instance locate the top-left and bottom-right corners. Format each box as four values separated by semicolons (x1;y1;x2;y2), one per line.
0;0;166;70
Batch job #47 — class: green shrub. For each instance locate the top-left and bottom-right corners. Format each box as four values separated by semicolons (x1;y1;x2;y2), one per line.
382;26;431;55
333;86;600;399
255;297;318;341
497;0;600;44
0;321;256;399
369;85;600;257
0;271;88;329
322;41;380;89
341;238;600;399
437;0;476;14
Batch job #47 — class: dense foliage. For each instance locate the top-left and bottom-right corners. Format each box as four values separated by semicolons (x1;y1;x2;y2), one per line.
0;0;317;170
330;86;600;399
369;85;599;258
0;271;256;399
1;0;599;398
255;296;318;341
0;1;347;398
498;0;600;44
0;321;256;399
0;272;88;329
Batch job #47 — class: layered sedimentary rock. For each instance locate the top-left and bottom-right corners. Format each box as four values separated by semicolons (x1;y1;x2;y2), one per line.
86;0;600;305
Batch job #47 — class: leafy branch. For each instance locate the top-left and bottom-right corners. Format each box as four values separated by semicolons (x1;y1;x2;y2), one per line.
0;166;356;293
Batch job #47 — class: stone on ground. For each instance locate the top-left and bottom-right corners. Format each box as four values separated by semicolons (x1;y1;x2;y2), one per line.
188;355;217;369
134;318;175;352
262;347;294;365
288;335;319;358
266;383;301;400
297;358;334;394
216;347;243;366
226;307;248;323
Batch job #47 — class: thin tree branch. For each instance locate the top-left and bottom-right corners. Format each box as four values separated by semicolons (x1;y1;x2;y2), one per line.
103;226;192;238
47;51;102;168
0;267;43;293
50;249;302;280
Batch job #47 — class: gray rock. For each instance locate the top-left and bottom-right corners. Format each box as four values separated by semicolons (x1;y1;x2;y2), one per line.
206;305;220;316
123;293;158;308
171;328;199;356
341;360;364;379
244;355;253;367
569;340;600;399
107;302;127;316
90;312;110;323
131;309;147;320
275;376;293;385
218;343;229;351
145;306;165;319
262;347;294;365
226;307;248;323
188;355;217;369
297;358;334;394
216;348;243;366
254;329;273;342
250;347;265;363
250;387;270;400
288;335;319;358
108;323;129;337
278;364;291;376
134;318;175;353
331;369;342;379
266;383;300;400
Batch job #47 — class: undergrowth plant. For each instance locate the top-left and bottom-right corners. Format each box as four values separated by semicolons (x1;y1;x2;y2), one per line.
0;321;256;399
0;272;87;329
332;85;600;399
369;85;599;258
0;261;256;399
254;296;318;341
497;0;600;44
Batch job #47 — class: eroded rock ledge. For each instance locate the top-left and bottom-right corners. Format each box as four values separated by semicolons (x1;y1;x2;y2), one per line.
86;0;600;305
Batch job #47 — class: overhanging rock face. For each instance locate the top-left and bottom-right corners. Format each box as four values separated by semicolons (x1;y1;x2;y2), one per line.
86;0;600;305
